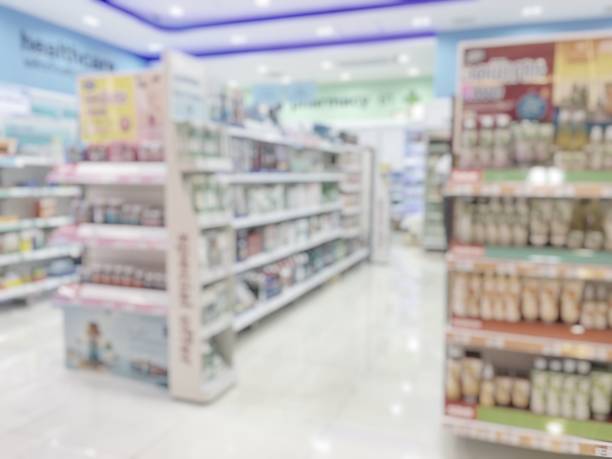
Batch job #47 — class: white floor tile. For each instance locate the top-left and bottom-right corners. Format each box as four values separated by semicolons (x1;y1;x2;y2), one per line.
0;242;584;459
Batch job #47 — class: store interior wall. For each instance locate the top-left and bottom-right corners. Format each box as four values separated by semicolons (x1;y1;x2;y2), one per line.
0;5;145;94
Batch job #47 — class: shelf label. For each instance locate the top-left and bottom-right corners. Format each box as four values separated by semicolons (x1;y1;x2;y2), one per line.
595;446;612;457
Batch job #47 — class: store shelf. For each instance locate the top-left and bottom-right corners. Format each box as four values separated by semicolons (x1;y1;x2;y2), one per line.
340;183;361;193
233;229;344;274
201;266;233;286
180;157;232;173
444;415;612;457
0;156;62;168
200;314;233;341
233;202;342;229
48;162;166;186
0;216;73;233
229;172;343;184
54;224;167;251
341;206;361;216
234;248;368;331
0;274;79;303
446;322;612;362
0;186;81;199
449;245;612;279
197;212;233;230
343;227;361;239
55;283;167;316
227;126;350;155
446;169;612;198
0;245;81;267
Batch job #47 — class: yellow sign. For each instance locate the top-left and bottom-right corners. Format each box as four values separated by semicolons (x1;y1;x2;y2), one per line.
78;74;137;144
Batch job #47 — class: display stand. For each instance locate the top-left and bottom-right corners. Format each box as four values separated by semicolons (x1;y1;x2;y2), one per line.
0;86;80;303
163;52;236;402
444;33;612;456
54;51;373;403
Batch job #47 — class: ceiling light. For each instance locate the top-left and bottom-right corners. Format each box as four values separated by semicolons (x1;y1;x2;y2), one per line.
340;72;352;82
148;42;164;53
281;75;293;85
168;5;185;17
227;80;239;88
230;34;248;45
257;65;269;75
521;5;543;17
411;16;431;28
320;60;334;70
316;25;335;38
397;54;410;64
407;67;421;77
82;15;100;28
254;0;271;7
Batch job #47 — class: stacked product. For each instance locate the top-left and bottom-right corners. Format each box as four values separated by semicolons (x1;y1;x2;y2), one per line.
453;197;612;251
445;34;612;455
450;271;612;329
446;350;612;433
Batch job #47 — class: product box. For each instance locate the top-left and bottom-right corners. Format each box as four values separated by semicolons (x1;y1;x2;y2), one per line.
62;306;168;387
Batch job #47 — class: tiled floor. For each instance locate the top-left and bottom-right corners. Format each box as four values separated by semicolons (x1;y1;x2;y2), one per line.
0;243;583;458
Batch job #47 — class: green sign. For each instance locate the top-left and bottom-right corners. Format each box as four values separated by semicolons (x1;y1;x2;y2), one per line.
279;77;433;123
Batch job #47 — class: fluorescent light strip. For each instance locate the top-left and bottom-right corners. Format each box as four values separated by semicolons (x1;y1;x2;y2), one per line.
94;0;469;31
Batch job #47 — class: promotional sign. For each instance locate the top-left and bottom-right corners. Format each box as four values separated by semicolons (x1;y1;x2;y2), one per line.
461;42;555;122
78;71;163;144
79;74;138;144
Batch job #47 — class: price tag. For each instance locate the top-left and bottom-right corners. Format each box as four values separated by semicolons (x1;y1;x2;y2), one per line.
595;446;612;457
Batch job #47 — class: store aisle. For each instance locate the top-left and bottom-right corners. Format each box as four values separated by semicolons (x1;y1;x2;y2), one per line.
0;243;581;459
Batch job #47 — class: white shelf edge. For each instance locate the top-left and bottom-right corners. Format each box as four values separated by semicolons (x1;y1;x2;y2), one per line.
200;314;233;341
227;126;355;155
55;283;168;316
233;203;342;229
72;224;167;251
0;274;79;303
229;172;343;184
0;156;63;168
0;186;81;199
234;248;368;331
201;267;233;286
341;206;361;216
180;157;233;173
340;184;362;194
48;162;167;186
197;213;232;230
0;245;81;268
342;228;362;239
233;230;344;275
444;416;612;457
0;216;74;233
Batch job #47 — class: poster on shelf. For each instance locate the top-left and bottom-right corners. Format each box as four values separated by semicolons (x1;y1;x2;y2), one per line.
78;74;138;144
461;42;554;122
78;70;163;144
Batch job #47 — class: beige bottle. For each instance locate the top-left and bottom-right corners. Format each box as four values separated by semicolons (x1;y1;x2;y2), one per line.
580;284;597;330
561;280;584;325
512;378;531;409
479;364;496;407
540;280;561;324
522;278;540;321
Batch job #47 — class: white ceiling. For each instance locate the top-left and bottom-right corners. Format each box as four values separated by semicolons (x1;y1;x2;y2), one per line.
3;0;612;86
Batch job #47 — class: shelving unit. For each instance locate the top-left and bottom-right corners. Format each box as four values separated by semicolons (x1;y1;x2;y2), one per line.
444;33;612;455
54;51;372;405
0;86;80;304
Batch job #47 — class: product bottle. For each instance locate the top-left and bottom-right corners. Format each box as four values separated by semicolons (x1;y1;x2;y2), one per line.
546;360;563;417
479;364;496;407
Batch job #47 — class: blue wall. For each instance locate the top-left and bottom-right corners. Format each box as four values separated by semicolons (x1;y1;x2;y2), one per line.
435;18;612;98
0;5;146;94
